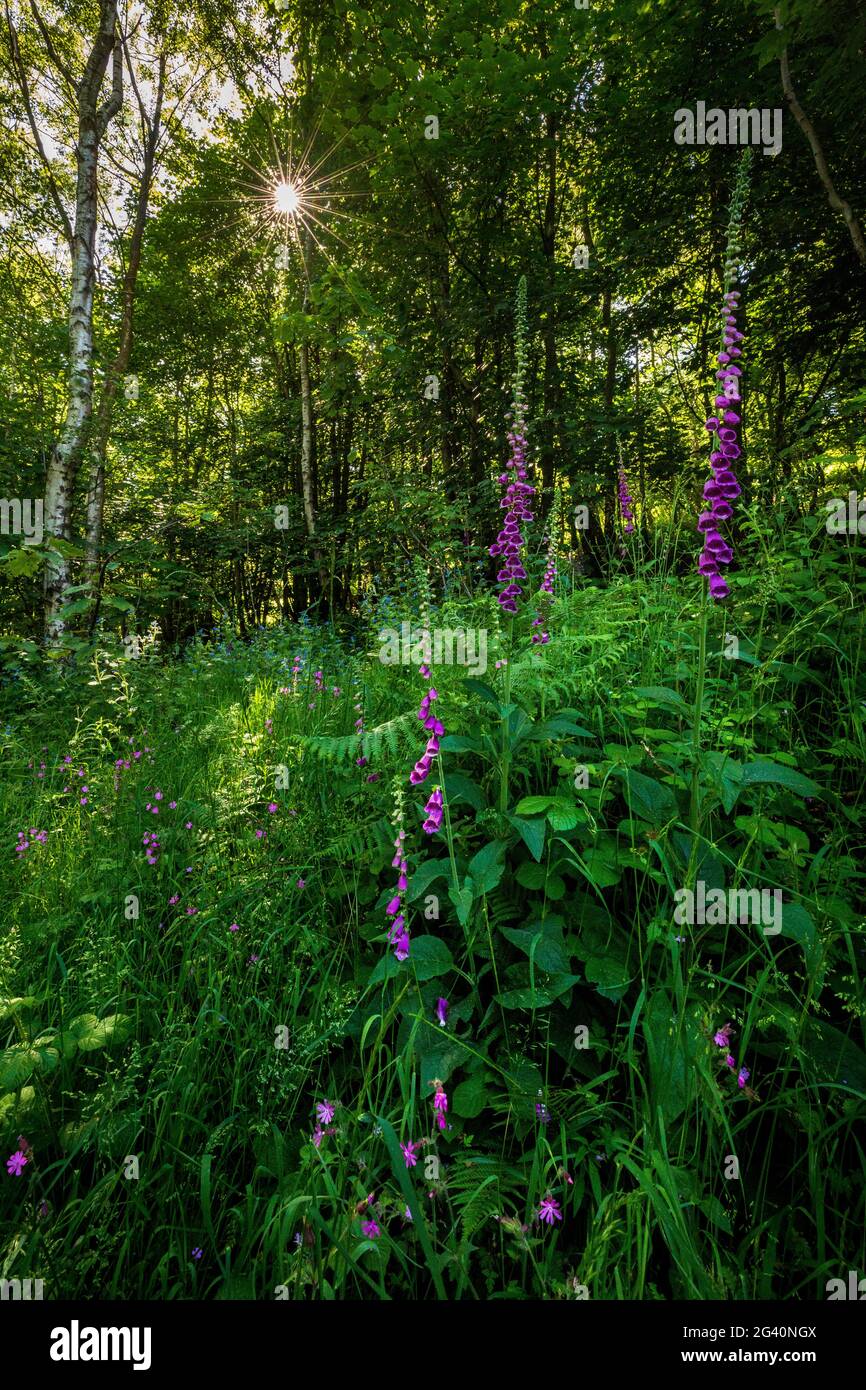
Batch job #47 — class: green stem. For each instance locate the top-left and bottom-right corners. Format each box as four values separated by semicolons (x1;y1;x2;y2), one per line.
687;583;709;886
499;618;514;813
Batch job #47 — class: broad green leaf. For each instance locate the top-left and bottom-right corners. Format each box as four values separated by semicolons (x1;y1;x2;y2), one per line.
467;840;505;894
452;1072;490;1118
740;760;820;799
616;768;678;825
509;814;546;862
409;936;454;981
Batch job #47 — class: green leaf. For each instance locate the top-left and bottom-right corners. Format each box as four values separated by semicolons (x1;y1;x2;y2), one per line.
545;796;582;832
500;921;571;974
462;677;502;708
409;936;454;981
439;735;484;754
527;716;594;740
448;882;474;926
368;952;400;986
633;685;689;710
0;1041;59;1088
515;861;546;889
740;760;820;798
495;975;579;1010
467;840;505;893
513;795;554;816
407;857;450;903
67;1013;132;1052
2;547;44;578
697;1195;732;1234
801;1020;866;1092
452;1072;489;1118
584;956;632;1001
779;903;822;976
617;768;678;825
509;813;546;862
443;771;485;812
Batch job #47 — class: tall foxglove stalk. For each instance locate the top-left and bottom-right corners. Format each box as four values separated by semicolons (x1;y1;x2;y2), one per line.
617;465;635;534
490;276;534;614
385;784;410;961
407;565;445;835
688;151;752;864
697;153;751;601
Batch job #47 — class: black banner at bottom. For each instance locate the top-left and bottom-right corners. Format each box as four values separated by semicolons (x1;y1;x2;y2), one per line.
1;1296;860;1377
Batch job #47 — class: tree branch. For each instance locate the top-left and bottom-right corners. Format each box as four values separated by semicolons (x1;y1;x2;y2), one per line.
4;2;73;247
775;8;866;267
29;0;75;91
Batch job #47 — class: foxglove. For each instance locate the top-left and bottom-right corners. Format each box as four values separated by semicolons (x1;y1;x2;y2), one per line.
698;154;751;601
617;464;635;534
490;277;534;614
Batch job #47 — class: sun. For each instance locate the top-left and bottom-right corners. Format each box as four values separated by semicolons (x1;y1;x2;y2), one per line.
273;180;300;215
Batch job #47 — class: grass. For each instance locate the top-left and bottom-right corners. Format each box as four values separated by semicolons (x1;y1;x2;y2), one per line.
2;519;865;1300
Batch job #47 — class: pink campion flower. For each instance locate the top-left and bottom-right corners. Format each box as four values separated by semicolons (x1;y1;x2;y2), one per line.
316;1101;335;1125
537;1195;562;1225
229;923;239;933
401;1141;420;1168
311;1125;324;1149
737;1067;750;1089
169;894;179;905
185;821;193;830
713;1022;733;1048
6;1151;28;1176
267;803;277;813
297;878;306;889
361;1219;380;1239
725;1054;736;1069
169;801;177;809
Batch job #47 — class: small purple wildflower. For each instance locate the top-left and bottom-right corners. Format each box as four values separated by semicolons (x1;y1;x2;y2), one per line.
537;1194;562;1225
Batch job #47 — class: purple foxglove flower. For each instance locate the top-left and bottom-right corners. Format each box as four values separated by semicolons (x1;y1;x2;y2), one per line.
422;785;444;835
432;1083;448;1130
617;463;635;534
696;158;750;600
490;278;535;612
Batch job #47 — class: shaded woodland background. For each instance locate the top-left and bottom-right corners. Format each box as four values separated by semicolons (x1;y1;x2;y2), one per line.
1;0;864;642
